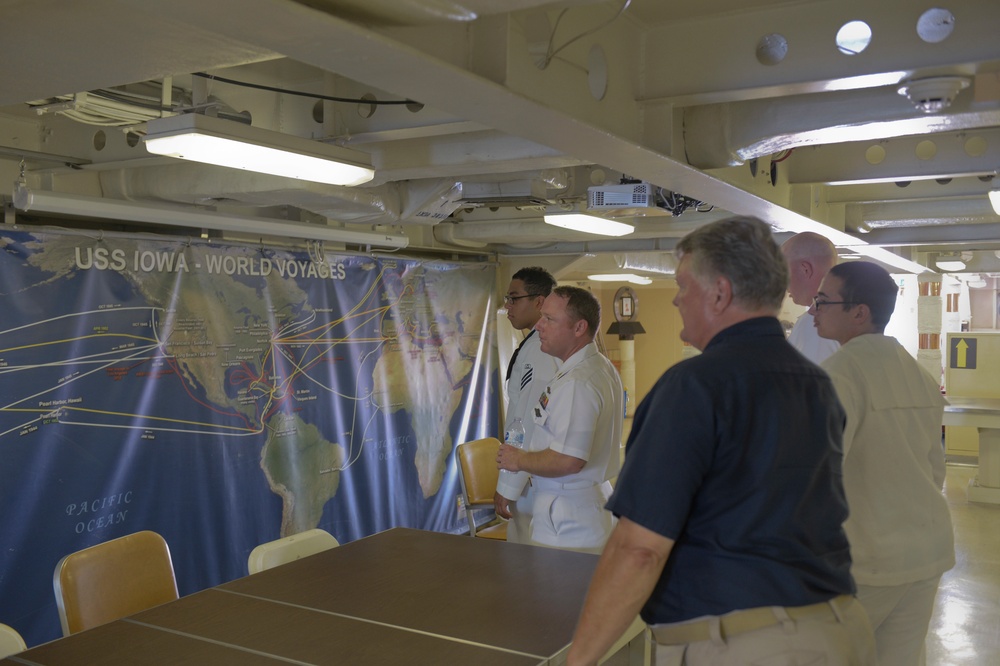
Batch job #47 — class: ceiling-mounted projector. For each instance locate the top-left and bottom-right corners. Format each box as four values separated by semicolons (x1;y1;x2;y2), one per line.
587;181;671;217
588;182;654;210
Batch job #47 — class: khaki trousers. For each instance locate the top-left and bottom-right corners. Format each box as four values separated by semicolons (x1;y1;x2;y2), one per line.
650;595;876;666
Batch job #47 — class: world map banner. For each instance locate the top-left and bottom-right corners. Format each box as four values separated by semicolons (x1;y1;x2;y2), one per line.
0;228;499;645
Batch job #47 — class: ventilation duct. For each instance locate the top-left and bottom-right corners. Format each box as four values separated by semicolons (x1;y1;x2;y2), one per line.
99;165;464;226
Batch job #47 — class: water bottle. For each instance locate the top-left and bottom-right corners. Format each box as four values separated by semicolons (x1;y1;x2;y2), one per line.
501;417;525;476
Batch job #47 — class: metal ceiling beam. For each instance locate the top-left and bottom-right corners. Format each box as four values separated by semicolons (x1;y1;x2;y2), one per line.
847;198;1000;234
826;178;999;204
683;87;1000;169
371;131;590;183
859;222;1000;247
130;0;869;243
638;0;1000;104
0;0;280;106
787;127;1000;185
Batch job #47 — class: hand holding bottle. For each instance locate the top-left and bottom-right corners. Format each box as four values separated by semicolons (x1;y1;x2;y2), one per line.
499;417;524;476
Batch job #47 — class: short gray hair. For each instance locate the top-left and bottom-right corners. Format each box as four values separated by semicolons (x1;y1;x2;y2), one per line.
676;217;788;311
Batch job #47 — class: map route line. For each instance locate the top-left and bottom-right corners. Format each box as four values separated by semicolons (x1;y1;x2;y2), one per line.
338;404;384;471
0;413;51;439
277;312;389;347
209;274;424;456
54;419;263;437
238;299;400;418
0;344;162;375
264;277;411;418
272;268;406;348
1;343;173;413
0;306;162;337
339;344;393;470
277;282;401;346
333;267;394;321
0;332;159;356
266;334;384;417
269;311;391;397
276;347;375;403
273;309;317;338
0;405;262;439
54;405;262;434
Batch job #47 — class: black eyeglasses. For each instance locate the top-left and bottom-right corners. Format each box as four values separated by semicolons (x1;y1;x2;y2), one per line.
812;297;857;309
503;293;540;305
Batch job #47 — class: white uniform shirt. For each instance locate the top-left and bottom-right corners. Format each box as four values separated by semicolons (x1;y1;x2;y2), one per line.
529;342;623;490
496;330;557;501
788;312;840;365
822;334;955;586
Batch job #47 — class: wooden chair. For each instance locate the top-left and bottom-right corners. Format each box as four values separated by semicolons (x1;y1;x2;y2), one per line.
53;530;179;636
248;528;340;574
456;437;508;540
0;623;27;658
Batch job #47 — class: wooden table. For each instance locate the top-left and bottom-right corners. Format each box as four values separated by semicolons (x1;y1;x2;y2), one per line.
5;528;639;665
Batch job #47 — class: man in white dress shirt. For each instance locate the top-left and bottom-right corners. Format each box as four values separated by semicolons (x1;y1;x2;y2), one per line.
497;286;623;554
782;231;840;363
813;261;954;666
494;267;558;543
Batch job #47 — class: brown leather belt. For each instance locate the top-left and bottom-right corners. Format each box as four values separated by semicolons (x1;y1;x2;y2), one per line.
650;595;853;645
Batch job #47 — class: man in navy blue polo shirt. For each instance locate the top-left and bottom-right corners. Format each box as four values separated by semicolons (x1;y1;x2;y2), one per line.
567;217;875;666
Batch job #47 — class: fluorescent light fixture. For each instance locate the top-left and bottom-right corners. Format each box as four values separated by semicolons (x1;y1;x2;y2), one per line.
587;273;652;285
144;113;375;187
935;251;971;272
967;276;988;289
12;184;408;248
543;212;634;237
989;190;1000;215
935;259;967;272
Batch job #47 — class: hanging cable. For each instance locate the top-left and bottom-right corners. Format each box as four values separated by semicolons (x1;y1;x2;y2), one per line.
656;188;713;217
193;72;416;106
540;0;632;69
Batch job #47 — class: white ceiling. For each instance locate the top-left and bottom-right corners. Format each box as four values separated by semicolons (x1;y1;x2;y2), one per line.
2;0;1000;280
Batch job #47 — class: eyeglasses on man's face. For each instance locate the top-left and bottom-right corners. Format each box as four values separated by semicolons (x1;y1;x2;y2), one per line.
503;293;540;305
811;297;857;310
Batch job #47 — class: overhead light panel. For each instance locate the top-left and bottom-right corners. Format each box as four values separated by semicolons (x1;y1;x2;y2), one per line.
12;184;408;249
935;252;969;272
543;213;634;237
989;190;1000;215
587;273;652;285
936;259;967;271
144;113;375;187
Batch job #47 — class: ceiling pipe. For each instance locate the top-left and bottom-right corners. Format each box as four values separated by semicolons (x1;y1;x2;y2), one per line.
683;82;999;169
12;184;409;249
99;164;462;227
